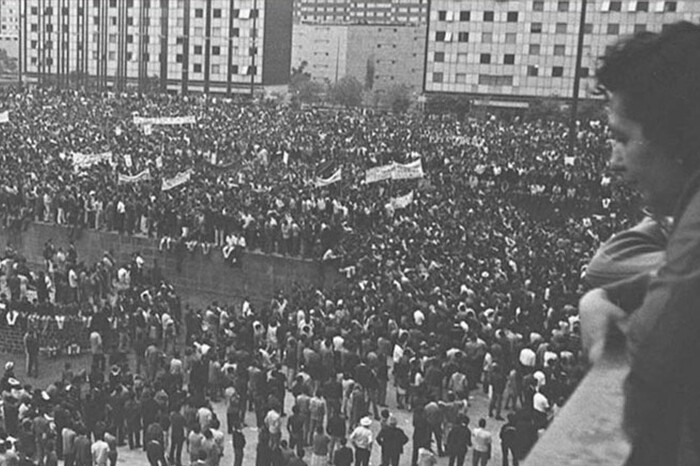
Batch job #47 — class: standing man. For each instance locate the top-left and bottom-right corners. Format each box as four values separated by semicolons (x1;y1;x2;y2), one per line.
445;415;472;466
471;419;492;466
23;329;39;378
232;425;246;466
499;414;517;466
349;416;373;466
376;416;409;466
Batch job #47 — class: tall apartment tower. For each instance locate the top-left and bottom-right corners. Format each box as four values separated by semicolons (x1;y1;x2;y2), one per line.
20;0;293;94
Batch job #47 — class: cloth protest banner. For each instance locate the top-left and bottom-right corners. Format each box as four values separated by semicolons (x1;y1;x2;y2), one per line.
390;191;414;210
124;153;133;168
72;152;113;170
156;156;163;169
0;111;9;124
133;116;196;126
143;124;153;136
161;169;193;192
315;168;342;188
365;164;395;184
564;156;575;166
118;168;151;185
391;160;423;180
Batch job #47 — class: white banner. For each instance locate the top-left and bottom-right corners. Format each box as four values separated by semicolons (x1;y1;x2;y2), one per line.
124;153;133;168
365;164;395;184
0;111;8;124
564;156;575;166
390;191;414;210
118;168;151;185
161;169;193;191
365;160;424;184
315;168;342;188
392;160;424;180
72;151;113;170
133;115;196;126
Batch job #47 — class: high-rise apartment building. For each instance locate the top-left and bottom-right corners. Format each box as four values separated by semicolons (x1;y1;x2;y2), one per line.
294;0;427;25
19;0;293;94
424;0;700;101
292;23;425;93
0;0;19;71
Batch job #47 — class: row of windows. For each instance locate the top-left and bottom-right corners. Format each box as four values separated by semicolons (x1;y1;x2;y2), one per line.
434;51;590;69
30;6;256;19
436;0;677;19
29;23;255;40
431;65;583;84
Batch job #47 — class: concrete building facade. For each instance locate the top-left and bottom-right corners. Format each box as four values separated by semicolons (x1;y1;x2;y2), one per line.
292;23;425;94
294;0;427;25
424;0;700;101
19;0;293;94
0;0;19;72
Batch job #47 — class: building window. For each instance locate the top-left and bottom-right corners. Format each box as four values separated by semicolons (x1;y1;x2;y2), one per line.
527;65;539;77
212;64;220;74
456;73;467;83
127;52;133;61
580;67;589;77
634;24;647;33
45;6;53;15
194;27;203;36
143;35;149;44
504;54;515;65
484;11;494;22
435;31;446;41
111;17;117;26
31;6;38;15
438;10;447;21
31;57;38;65
457;53;468;64
529;43;540;54
607;23;620;34
434;51;445;62
232;28;240;37
432;72;443;83
31;23;38;32
127;17;134;26
558;1;569;12
248;65;257;75
93;0;100;7
556;23;567;34
30;40;37;49
78;7;84;15
213;8;222;18
46;24;54;33
45;41;53;49
142;53;149;62
230;65;239;74
507;11;518;22
552;66;564;77
108;51;116;61
636;1;649;12
531;22;542;33
584;23;594;34
194;45;202;54
127;0;134;7
176;37;184;44
554;44;566;56
195;9;204;18
664;1;677;12
176;54;183;63
212;46;220;55
482;32;492;43
109;0;116;7
533;1;544;11
212;27;221;37
480;53;491;64
459;10;470;21
458;32;469;42
93;16;99;25
62;7;69;15
109;34;117;43
127;34;134;43
46;58;53;66
609;1;622;11
194;63;202;73
506;33;517;44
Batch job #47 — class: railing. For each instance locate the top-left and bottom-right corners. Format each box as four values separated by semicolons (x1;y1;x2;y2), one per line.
524;347;631;465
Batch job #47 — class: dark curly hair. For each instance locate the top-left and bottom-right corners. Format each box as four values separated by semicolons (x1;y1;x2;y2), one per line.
596;21;700;167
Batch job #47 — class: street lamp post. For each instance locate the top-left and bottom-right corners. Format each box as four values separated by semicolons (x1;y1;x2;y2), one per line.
569;0;588;158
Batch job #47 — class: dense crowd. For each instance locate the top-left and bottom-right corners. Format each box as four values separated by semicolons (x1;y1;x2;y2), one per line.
0;86;642;466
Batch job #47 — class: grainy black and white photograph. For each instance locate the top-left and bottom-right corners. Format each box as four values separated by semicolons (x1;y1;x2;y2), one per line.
0;0;698;465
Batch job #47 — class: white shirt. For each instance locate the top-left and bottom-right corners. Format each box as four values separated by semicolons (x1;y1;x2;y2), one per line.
519;348;536;367
533;391;550;413
472;427;492;453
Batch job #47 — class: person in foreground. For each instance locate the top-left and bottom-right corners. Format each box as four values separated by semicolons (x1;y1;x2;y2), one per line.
580;21;700;465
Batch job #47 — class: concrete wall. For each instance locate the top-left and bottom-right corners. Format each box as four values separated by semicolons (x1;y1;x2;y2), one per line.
1;223;341;310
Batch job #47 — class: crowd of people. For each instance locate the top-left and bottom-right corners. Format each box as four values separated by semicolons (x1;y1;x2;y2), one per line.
0;84;645;466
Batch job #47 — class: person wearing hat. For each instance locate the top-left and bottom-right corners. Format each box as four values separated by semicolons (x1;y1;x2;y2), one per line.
376;415;409;466
349;417;373;466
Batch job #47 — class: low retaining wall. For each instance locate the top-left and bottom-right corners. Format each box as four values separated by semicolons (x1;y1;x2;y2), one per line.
2;223;342;311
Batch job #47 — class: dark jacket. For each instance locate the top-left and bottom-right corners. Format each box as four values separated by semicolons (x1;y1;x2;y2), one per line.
376;425;409;455
446;424;472;455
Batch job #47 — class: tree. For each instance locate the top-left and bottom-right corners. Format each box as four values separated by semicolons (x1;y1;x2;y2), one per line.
289;61;324;105
0;48;18;75
330;75;363;108
382;84;412;114
365;58;375;90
